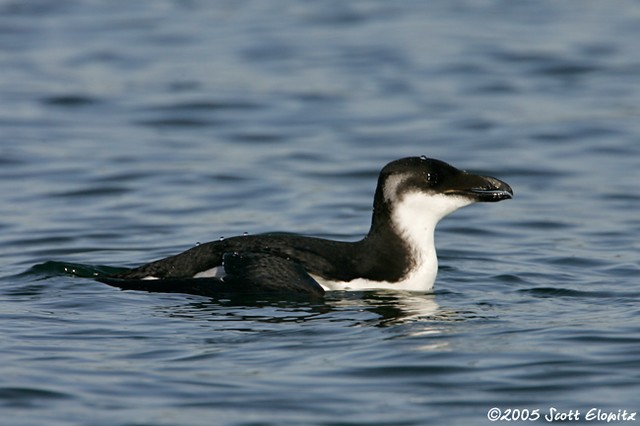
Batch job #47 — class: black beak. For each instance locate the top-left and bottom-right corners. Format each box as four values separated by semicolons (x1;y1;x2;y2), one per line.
445;173;514;202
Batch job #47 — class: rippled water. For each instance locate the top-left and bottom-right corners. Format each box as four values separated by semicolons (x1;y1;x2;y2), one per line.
1;1;640;425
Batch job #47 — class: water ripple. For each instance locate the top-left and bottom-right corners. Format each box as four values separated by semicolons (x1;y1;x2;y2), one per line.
1;1;640;425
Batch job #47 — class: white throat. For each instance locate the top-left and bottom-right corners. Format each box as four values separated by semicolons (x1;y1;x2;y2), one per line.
314;188;474;293
389;191;474;289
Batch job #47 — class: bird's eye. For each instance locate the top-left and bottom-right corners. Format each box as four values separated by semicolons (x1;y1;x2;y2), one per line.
425;173;437;184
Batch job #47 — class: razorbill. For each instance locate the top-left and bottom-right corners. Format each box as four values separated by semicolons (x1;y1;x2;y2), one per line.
98;156;513;297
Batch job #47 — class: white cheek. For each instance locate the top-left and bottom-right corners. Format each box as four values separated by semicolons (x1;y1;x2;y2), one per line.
393;193;474;237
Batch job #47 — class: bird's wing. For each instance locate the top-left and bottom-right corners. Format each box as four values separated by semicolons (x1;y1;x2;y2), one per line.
97;251;325;298
221;252;325;297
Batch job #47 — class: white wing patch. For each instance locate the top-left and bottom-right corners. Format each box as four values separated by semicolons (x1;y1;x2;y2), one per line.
139;266;226;281
193;265;226;279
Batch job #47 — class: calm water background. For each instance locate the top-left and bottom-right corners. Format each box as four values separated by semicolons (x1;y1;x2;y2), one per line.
1;1;639;425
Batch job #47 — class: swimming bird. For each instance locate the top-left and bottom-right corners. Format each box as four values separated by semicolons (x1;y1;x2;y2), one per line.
98;156;512;297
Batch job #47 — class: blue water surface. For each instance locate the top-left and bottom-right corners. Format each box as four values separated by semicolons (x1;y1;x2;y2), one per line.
1;1;639;425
